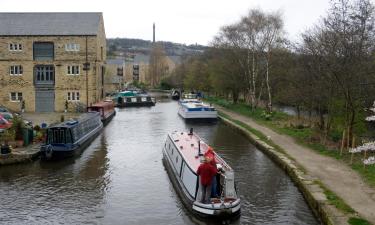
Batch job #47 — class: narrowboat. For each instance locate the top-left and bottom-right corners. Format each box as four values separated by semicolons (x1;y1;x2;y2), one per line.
162;130;241;218
40;112;103;160
87;100;116;125
178;102;218;120
113;91;155;107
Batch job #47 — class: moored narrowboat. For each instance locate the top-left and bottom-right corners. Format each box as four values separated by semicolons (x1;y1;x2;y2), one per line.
178;102;218;120
120;94;156;107
87;100;116;125
162;130;241;218
40;112;103;160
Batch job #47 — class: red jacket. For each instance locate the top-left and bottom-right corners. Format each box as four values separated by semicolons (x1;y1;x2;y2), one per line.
197;162;217;186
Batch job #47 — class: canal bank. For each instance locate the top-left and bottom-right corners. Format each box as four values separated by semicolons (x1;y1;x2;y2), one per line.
0;143;40;165
215;105;375;225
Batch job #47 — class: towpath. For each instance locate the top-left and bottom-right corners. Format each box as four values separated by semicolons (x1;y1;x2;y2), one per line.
216;106;375;223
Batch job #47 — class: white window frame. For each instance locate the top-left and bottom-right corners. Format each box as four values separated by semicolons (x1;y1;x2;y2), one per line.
65;43;80;52
67;91;80;101
9;65;23;76
67;65;80;75
9;43;23;51
9;92;22;102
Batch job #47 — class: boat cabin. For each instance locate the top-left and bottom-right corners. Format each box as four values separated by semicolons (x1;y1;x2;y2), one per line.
87;100;115;124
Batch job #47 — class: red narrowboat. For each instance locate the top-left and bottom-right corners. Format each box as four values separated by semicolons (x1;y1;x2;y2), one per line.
87;100;116;125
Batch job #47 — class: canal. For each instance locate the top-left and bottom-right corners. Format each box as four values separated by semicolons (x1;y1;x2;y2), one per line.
0;99;319;224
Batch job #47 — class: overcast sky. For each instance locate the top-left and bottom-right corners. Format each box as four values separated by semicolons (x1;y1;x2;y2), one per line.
1;0;335;45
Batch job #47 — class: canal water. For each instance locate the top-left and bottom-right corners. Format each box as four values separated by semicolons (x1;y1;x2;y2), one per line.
0;100;319;225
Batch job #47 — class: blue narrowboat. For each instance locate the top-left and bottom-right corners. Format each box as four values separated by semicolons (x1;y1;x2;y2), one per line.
40;112;103;160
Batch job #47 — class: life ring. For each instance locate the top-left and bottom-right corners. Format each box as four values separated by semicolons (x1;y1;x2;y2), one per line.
45;145;53;159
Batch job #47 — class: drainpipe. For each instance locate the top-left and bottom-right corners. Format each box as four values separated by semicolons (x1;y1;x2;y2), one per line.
85;36;88;109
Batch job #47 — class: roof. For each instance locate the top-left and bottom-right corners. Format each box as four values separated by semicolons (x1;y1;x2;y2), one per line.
133;54;150;64
107;59;125;65
49;112;100;128
0;13;102;36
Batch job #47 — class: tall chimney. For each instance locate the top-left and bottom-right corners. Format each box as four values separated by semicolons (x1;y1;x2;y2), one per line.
153;23;155;43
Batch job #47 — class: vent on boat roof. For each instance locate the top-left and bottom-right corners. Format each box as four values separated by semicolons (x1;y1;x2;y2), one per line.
174;139;179;142
66;120;78;125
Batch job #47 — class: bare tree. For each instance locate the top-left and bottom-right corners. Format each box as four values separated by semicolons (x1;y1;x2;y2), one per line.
212;9;285;109
148;43;168;87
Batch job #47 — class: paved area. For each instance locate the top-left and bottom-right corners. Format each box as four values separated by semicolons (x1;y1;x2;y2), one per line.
0;143;40;165
217;106;375;223
22;112;82;127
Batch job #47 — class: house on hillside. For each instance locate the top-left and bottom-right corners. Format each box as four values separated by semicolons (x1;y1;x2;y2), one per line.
0;12;106;112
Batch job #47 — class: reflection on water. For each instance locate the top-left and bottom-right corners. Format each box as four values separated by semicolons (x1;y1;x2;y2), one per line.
0;99;319;225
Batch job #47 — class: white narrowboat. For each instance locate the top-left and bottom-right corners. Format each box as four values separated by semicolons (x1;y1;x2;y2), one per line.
178;102;218;120
162;130;241;218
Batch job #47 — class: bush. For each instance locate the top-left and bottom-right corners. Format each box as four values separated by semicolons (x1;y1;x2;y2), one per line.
34;125;41;131
261;110;272;121
10;115;25;140
329;130;342;142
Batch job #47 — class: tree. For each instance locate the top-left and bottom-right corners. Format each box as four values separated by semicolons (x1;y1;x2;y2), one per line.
148;43;168;87
212;9;285;109
299;0;375;138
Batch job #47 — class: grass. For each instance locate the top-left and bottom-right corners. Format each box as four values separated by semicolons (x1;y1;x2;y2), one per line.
321;185;355;214
348;217;373;225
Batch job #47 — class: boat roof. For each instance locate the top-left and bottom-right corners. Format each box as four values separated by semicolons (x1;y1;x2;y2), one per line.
181;102;215;109
88;100;114;108
48;112;100;129
169;131;230;172
117;91;137;97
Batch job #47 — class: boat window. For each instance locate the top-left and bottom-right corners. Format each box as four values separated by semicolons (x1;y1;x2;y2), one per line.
176;156;179;164
66;129;73;143
72;127;80;141
52;128;66;144
47;129;53;144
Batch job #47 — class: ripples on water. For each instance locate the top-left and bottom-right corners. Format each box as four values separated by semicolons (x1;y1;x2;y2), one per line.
0;100;319;225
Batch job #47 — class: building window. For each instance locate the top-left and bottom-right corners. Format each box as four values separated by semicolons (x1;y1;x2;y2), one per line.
65;43;80;52
9;43;23;51
33;42;54;60
67;91;80;101
67;65;80;75
9;92;22;102
117;67;123;76
9;65;23;76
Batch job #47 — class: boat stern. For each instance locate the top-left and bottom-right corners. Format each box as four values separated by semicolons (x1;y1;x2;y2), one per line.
192;198;241;218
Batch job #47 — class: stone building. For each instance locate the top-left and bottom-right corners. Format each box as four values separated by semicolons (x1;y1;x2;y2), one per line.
0;13;106;112
104;58;125;94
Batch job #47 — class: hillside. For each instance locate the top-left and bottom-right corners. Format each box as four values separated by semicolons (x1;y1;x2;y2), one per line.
107;38;207;58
